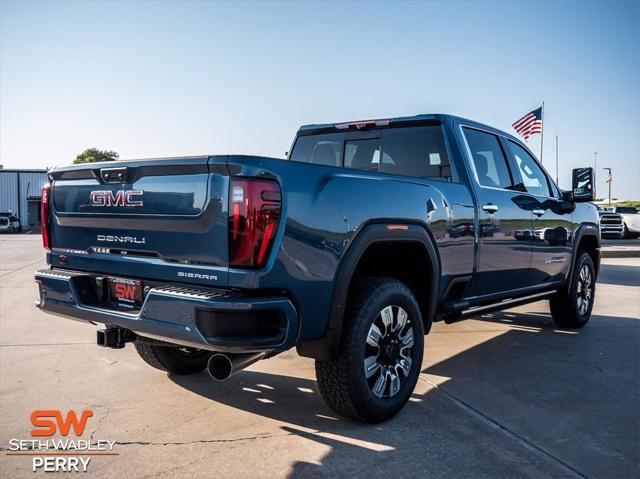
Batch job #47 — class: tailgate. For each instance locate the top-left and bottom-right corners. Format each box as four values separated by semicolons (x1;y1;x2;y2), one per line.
48;156;230;287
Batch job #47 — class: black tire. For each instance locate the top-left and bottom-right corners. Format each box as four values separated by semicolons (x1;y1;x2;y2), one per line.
315;277;424;423
134;341;212;374
549;251;595;328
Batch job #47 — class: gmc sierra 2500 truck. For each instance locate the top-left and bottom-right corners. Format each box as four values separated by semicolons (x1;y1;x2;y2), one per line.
35;114;600;423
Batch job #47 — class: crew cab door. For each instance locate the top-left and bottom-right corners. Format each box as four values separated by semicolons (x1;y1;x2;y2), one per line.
505;140;572;285
461;127;533;296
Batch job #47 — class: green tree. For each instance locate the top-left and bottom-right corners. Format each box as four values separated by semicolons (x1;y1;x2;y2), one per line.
74;148;119;164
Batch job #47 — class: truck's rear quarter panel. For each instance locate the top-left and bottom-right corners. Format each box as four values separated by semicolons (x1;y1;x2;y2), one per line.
224;155;476;340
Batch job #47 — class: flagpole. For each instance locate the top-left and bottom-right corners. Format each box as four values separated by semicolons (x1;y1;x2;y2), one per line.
539;101;544;164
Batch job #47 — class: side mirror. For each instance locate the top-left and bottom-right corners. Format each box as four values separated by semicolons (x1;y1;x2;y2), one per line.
571;167;594;202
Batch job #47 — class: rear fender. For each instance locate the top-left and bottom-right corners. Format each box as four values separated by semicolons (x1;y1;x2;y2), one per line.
296;222;440;360
566;223;600;292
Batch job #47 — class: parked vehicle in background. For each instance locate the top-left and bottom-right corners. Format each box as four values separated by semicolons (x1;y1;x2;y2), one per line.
0;213;21;233
34;114;600;423
598;209;624;239
603;206;640;238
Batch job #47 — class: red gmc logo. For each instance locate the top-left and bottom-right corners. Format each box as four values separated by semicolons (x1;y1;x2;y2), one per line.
90;190;143;207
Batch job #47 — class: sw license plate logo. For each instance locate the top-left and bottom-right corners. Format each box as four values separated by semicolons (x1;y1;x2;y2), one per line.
108;278;142;309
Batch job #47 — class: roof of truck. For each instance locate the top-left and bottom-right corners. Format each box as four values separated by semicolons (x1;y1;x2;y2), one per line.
298;113;446;131
298;113;520;142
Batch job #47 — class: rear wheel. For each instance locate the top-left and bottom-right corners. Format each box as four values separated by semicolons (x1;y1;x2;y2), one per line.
134;341;212;374
549;251;595;328
315;277;424;423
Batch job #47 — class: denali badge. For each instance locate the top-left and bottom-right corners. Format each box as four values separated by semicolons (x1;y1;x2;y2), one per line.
90;190;143;207
97;234;146;245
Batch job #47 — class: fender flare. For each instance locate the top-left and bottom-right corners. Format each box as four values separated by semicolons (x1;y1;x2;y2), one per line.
296;222;440;360
566;223;600;292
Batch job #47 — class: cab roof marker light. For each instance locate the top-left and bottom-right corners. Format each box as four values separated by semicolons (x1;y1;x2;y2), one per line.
334;119;391;130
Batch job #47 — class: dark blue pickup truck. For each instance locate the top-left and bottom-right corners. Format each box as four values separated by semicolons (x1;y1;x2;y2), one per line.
35;114;599;422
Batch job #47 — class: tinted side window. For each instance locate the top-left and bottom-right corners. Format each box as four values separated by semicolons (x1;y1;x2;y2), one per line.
507;141;551;197
463;128;513;189
617;207;638;214
380;126;453;181
289;133;342;167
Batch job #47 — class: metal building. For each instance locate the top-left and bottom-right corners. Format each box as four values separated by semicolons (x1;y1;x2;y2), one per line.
0;168;49;231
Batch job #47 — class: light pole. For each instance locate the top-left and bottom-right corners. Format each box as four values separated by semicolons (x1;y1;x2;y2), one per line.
593;152;598;199
603;168;612;206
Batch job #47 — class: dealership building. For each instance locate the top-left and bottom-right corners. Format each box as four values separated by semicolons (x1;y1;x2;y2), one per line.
0;167;49;231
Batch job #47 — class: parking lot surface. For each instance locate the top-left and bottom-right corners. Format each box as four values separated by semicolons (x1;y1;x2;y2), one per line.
1;235;638;478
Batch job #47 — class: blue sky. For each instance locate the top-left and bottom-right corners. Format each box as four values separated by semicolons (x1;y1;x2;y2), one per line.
1;0;638;198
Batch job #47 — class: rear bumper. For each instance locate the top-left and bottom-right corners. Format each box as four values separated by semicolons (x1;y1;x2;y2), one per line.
34;269;299;353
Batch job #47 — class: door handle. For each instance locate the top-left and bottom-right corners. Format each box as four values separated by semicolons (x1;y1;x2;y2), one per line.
533;209;546;217
482;204;499;214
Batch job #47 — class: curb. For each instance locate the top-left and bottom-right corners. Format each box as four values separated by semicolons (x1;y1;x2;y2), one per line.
601;249;640;259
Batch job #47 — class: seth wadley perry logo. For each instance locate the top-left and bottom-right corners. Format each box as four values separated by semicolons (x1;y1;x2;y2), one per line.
5;409;118;473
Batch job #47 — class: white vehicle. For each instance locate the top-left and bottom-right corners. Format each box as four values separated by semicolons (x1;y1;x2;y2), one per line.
0;213;20;234
603;206;640;238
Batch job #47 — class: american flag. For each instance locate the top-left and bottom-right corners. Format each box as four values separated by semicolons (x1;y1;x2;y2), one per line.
512;107;543;141
606;170;613;183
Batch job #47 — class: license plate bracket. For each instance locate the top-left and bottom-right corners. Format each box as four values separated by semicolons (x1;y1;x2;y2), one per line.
107;277;143;310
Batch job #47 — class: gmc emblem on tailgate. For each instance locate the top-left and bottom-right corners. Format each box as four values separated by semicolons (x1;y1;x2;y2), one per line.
90;190;143;207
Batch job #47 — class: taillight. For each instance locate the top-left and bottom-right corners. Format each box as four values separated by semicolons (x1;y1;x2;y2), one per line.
41;182;51;250
228;179;281;268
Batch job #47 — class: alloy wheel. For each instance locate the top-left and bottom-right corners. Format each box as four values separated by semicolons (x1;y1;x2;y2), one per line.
576;264;593;316
364;305;415;398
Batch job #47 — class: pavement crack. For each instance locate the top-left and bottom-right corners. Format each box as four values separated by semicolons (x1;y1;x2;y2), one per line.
562;352;605;374
90;408;111;442
0;260;44;278
114;432;290;448
419;374;587;479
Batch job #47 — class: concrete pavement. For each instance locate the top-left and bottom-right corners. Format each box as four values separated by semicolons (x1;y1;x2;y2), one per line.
601;239;640;258
1;236;638;478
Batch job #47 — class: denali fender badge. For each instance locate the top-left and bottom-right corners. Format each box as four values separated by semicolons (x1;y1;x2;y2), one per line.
90;190;143;207
97;235;146;245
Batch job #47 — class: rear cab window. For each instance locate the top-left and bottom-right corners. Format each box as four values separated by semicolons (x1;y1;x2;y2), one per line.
288;124;457;182
288;133;343;167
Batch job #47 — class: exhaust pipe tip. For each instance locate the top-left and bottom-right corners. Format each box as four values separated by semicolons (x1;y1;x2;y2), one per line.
207;354;233;381
206;352;267;381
